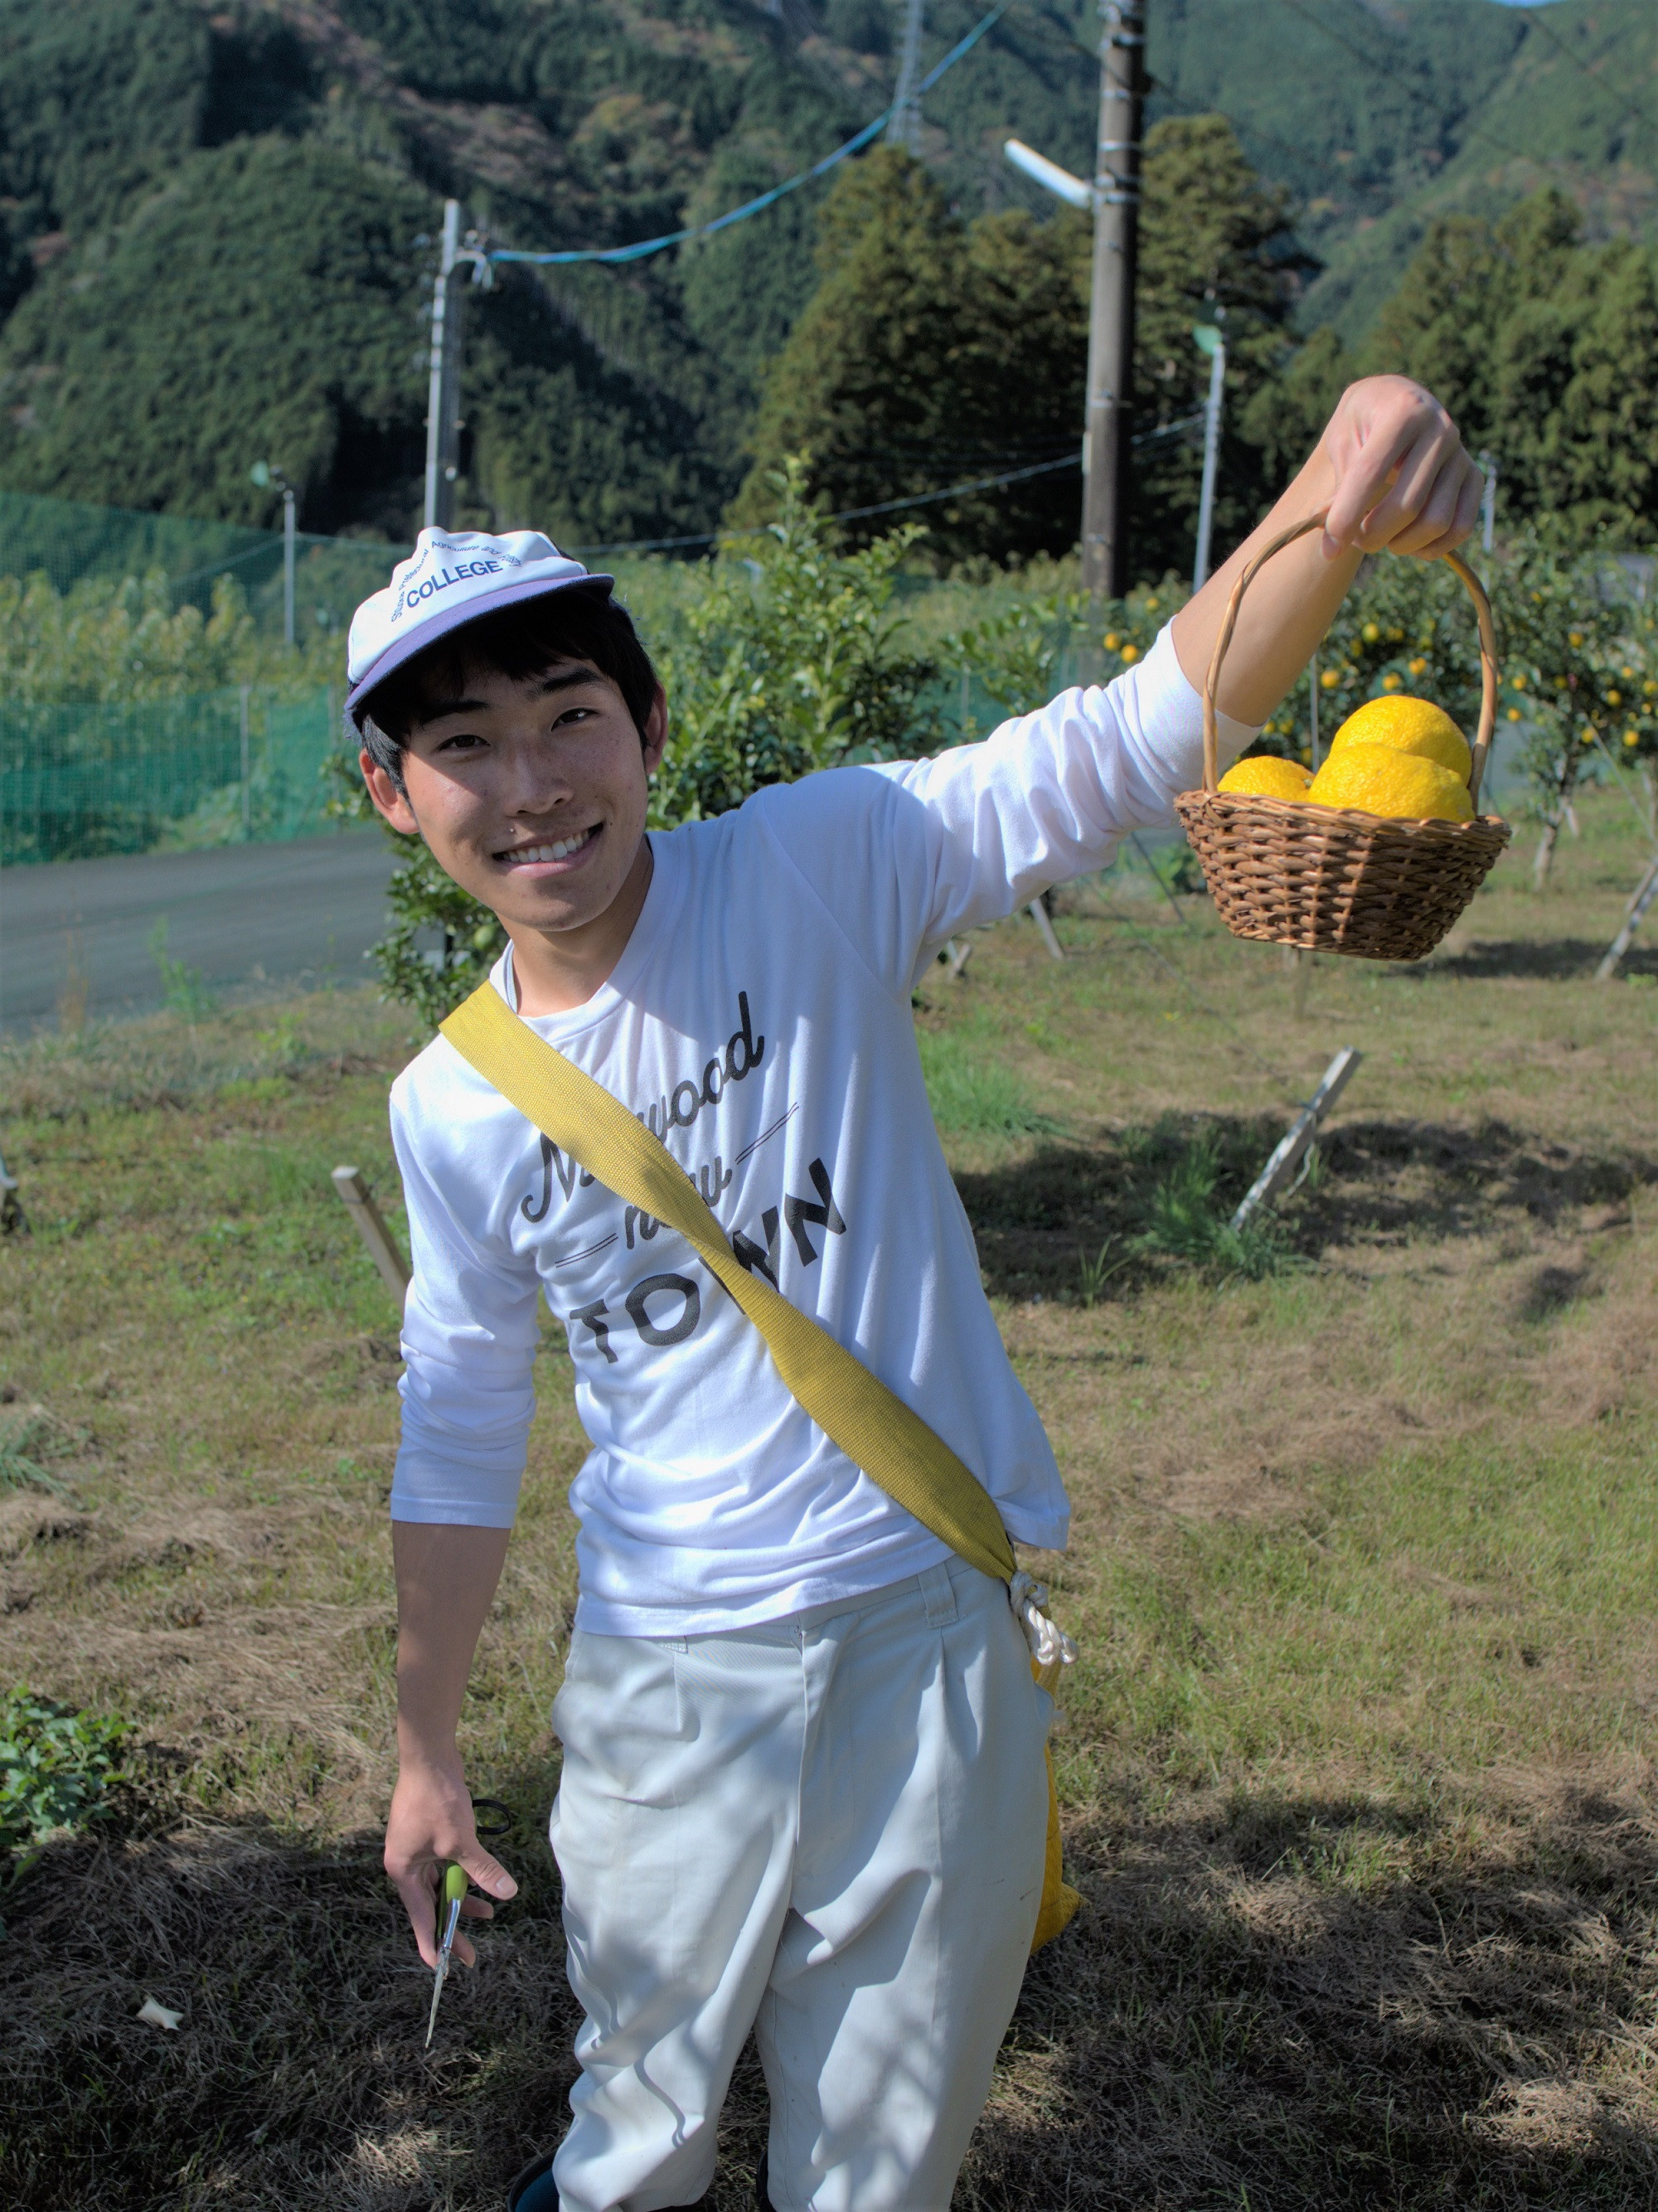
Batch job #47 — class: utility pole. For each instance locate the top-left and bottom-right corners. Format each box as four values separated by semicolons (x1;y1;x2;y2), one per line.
887;0;925;153
422;201;495;530
1081;0;1146;601
1190;320;1226;590
1478;448;1498;555
425;200;466;531
282;482;296;647
249;459;297;646
239;684;251;839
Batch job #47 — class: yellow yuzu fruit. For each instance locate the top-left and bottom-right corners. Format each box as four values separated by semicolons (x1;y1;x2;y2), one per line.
1217;754;1313;801
1306;747;1474;822
1329;695;1472;784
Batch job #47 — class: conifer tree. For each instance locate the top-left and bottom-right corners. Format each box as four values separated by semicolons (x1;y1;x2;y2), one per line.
735;121;1305;574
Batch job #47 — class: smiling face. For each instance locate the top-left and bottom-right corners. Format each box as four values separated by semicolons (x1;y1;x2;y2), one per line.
360;655;667;1013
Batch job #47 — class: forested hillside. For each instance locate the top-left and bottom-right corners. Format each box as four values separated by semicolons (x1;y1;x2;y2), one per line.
1168;0;1658;334
0;0;1108;545
0;0;1653;551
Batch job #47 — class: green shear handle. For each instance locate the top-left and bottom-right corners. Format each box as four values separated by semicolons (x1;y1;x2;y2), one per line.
424;1797;514;2051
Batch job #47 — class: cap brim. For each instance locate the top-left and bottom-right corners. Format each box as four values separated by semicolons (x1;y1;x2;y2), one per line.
346;570;617;726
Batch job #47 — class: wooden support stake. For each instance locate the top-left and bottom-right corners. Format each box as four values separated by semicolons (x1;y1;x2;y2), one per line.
1231;1047;1362;1232
1129;832;1194;934
1595;853;1658;982
332;1167;410;1303
1029;899;1064;961
0;1144;27;1237
942;939;974;980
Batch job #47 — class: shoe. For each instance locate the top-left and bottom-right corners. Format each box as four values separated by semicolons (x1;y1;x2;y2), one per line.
506;2148;712;2212
506;2149;559;2212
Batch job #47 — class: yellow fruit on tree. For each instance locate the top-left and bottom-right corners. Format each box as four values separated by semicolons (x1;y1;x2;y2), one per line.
1306;747;1475;822
1328;695;1472;785
1217;754;1313;802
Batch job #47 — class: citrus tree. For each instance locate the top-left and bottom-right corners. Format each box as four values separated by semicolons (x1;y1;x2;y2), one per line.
649;458;942;826
944;580;1187;719
1491;537;1658;886
2;570;245;703
0;566;347;702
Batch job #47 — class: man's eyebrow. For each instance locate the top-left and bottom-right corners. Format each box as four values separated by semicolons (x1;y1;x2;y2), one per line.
413;696;489;725
534;666;605;698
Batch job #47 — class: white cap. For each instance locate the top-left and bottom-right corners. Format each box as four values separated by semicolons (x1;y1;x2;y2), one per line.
345;527;613;725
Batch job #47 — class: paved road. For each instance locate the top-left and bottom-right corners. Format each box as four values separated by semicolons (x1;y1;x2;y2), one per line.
1;830;401;1031
1;733;1534;1034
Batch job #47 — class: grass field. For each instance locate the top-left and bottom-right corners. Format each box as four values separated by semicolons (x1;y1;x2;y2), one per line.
2;788;1656;2210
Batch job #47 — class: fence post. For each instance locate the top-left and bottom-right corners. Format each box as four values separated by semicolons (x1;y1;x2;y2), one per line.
1232;1047;1363;1230
1308;649;1321;770
0;1144;27;1237
1478;449;1497;555
1595;854;1658;982
239;685;251;841
332;1167;410;1302
1028;896;1064;960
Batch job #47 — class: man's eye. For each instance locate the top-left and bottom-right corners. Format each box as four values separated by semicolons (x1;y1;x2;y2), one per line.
435;732;484;753
553;706;595;729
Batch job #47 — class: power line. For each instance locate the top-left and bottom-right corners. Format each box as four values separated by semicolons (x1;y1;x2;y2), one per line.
567;415;1203;559
1515;4;1658;145
1006;0;1543;226
830;451;1077;524
488;0;1649;282
489;0;1014;269
1268;0;1540;170
568;452;1081;557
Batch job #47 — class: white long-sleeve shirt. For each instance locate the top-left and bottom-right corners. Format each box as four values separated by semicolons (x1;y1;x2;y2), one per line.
388;625;1253;1636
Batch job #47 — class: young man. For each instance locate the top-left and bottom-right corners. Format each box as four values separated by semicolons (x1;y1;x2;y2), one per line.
360;376;1481;2212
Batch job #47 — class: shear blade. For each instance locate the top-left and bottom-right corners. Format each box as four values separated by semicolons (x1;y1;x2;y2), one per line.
424;1957;448;2050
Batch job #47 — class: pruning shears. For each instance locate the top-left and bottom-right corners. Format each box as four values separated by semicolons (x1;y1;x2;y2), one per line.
424;1796;513;2050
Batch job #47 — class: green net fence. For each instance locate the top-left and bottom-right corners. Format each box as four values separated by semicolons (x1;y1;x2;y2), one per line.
2;687;347;867
0;489;405;866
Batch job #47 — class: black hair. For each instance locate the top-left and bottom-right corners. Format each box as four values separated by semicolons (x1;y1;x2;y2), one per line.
355;588;659;786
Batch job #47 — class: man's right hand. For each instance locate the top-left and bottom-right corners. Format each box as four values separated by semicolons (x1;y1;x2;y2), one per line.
386;1521;517;1963
385;1750;519;1968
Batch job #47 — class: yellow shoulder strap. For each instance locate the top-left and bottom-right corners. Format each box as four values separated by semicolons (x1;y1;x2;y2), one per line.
441;982;1016;1583
439;981;1079;1951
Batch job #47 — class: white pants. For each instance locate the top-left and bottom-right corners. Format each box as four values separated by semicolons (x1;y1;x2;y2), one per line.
548;1559;1050;2212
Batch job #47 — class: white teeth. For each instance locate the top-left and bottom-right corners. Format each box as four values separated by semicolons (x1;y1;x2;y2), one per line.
507;827;595;864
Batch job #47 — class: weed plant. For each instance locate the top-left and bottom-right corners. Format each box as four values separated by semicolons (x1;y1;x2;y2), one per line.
0;1407;74;1497
0;1690;128;1855
1137;1128;1298;1280
147;917;217;1021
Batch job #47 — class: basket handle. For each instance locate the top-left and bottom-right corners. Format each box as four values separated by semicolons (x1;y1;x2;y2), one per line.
1200;509;1500;813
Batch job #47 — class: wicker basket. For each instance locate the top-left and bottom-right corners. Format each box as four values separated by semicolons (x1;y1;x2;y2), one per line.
1173;512;1512;963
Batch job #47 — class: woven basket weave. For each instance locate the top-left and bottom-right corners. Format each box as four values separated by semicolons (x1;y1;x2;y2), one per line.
1173;512;1512;963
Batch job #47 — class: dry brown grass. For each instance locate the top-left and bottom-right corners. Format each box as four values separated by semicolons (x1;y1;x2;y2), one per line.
2;788;1656;2207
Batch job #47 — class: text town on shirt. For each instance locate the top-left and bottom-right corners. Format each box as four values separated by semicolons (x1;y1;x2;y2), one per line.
512;990;848;1361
